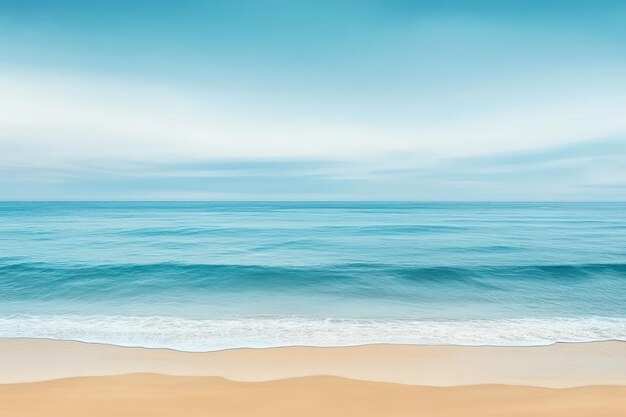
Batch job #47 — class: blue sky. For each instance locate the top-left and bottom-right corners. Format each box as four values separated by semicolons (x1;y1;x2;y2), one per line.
1;0;625;200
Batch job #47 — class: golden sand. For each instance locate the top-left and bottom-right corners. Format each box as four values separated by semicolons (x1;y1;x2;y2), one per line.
2;373;626;417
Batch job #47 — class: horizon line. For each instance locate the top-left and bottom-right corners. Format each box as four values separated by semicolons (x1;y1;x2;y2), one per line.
1;200;625;204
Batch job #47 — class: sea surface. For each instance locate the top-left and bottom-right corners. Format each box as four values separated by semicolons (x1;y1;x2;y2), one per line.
1;202;625;351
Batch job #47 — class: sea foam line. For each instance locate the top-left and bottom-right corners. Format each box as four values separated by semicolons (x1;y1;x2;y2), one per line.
0;315;624;351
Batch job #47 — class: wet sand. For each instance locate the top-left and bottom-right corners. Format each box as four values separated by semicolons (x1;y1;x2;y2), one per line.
1;338;625;387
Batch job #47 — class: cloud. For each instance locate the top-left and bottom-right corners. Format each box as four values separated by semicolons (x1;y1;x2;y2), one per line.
0;70;414;167
3;68;626;167
1;67;625;200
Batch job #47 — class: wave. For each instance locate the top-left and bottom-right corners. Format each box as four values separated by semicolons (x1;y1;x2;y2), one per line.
112;224;465;237
1;260;625;299
2;260;624;320
0;315;624;351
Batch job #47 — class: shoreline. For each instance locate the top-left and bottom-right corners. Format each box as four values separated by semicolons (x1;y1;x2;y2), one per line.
2;338;626;387
5;335;626;353
4;315;625;351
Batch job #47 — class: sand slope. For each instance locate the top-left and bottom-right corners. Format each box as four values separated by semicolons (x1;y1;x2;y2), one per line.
2;373;626;417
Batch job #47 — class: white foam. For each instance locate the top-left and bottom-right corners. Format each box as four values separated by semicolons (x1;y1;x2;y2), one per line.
0;315;624;351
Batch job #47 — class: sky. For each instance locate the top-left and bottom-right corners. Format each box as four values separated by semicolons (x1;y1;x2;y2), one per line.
0;0;625;201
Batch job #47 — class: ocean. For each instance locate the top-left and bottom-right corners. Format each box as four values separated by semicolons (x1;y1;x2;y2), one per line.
1;202;625;351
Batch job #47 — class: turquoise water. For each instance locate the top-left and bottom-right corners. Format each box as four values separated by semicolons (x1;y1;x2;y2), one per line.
1;202;625;350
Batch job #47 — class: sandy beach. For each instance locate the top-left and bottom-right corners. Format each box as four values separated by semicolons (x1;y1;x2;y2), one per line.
4;373;626;417
1;339;626;416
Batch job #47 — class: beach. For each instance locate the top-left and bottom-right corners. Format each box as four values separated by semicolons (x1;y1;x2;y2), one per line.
2;203;625;415
2;339;626;416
